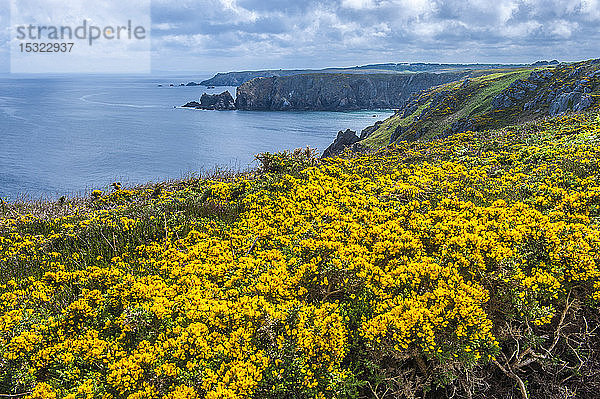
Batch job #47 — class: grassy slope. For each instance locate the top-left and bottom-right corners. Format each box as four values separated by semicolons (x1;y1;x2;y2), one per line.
362;69;533;146
447;70;533;121
362;59;600;147
361;100;431;147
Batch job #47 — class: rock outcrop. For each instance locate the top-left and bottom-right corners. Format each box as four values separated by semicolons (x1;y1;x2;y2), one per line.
482;62;600;117
235;72;471;111
498;64;599;116
322;129;361;158
182;91;236;110
491;79;538;110
549;92;593;116
359;121;384;139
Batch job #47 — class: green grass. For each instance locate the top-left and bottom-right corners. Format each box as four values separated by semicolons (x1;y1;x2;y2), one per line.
421;69;534;138
361;101;431;147
361;69;537;147
459;69;532;117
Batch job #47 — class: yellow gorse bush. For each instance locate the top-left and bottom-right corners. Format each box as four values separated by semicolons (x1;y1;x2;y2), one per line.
1;112;600;398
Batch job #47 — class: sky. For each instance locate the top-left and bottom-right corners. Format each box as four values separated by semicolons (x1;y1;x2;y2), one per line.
1;0;599;74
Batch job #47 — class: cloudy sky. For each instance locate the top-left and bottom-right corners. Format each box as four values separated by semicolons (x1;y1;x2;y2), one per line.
1;0;599;74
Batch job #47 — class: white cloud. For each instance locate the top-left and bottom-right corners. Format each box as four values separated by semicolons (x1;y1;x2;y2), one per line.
580;0;600;20
393;0;433;14
153;23;177;31
341;0;376;10
550;19;578;38
1;0;599;72
219;0;258;21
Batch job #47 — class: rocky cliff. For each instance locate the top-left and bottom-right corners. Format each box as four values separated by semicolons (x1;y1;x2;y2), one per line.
321;129;361;158
234;72;472;111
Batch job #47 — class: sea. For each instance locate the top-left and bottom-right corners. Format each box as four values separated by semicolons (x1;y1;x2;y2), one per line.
0;74;393;200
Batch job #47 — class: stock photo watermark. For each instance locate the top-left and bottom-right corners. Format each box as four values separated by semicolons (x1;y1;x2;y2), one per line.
10;0;151;73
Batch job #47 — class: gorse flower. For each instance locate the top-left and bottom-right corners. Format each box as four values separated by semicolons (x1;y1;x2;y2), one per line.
0;111;599;398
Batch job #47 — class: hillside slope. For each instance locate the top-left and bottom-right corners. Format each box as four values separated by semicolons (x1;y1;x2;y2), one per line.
361;59;600;147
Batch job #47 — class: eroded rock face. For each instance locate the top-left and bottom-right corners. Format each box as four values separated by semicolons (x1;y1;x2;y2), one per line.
322;129;360;158
449;118;475;134
528;69;553;83
549;92;593;116
491;80;538;110
389;125;406;144
235;72;471;111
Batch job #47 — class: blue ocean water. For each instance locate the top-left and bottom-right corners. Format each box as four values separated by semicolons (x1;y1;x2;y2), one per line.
0;75;393;200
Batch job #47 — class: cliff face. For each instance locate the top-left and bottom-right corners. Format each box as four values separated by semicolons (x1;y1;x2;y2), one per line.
234;72;472;111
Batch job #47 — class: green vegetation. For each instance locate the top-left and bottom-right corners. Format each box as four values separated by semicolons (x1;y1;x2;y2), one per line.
361;69;534;146
451;70;532;118
361;59;600;147
361;100;431;147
